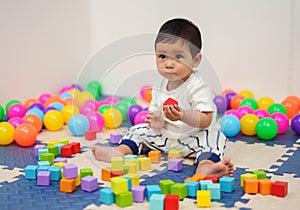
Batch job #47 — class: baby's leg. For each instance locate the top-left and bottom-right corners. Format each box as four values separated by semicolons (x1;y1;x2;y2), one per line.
90;144;132;163
196;157;234;178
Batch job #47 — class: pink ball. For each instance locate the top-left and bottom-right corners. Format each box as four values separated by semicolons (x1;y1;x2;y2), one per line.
237;106;254;117
8;104;27;119
254;109;271;119
8;117;25;128
271;112;289;134
59;85;73;94
134;110;148;125
96;100;110;110
224;109;242;119
80;100;97;115
38;93;52;104
105;96;120;106
86;111;105;131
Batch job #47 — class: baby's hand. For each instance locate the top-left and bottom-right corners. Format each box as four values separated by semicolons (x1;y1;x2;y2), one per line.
163;104;182;121
145;111;165;129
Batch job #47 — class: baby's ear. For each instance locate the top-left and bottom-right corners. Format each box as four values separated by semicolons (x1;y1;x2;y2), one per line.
193;53;202;68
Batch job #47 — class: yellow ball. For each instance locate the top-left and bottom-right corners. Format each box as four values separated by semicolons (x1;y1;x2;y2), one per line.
103;108;122;129
44;110;64;131
257;97;274;110
239;90;255;99
240;114;259;136
81;91;95;101
62;105;80;124
0;122;15;145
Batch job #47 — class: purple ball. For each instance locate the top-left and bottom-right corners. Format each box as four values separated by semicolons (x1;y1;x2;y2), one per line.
43;106;58;114
225;92;237;109
28;102;45;112
291;114;300;135
127;104;143;125
213;95;227;114
71;84;84;92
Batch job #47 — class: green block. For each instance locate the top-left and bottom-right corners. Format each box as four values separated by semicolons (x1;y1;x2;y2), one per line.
80;168;93;178
168;149;181;155
159;179;175;194
252;170;266;180
170;183;187;200
39;153;55;164
115;191;133;208
45;145;59;156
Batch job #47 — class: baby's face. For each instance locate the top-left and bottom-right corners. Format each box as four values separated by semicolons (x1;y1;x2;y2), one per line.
155;41;197;83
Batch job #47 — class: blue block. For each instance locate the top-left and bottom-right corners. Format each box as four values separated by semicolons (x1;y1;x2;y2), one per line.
124;154;138;160
219;176;235;193
37;166;50;173
122;176;132;190
38;148;49;160
48;166;61;181
207;183;221;200
53;143;64;155
150;194;165;210
38;161;50;166
200;180;213;190
146;185;162;200
24;165;38;180
185;181;199;197
100;188;115;205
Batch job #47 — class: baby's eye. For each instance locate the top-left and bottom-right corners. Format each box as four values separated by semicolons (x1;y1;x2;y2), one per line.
175;54;183;60
158;54;166;59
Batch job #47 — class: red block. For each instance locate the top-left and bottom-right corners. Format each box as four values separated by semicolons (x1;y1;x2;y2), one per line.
111;171;125;178
69;142;81;154
163;98;178;106
164;194;179;210
61;144;73;157
271;181;288;197
85;130;97;141
204;176;219;183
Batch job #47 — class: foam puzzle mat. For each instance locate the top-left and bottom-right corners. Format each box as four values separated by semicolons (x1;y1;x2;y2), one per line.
1;123;300;210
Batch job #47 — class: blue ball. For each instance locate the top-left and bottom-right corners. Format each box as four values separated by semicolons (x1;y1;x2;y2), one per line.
220;115;240;137
26;108;45;121
68;114;89;136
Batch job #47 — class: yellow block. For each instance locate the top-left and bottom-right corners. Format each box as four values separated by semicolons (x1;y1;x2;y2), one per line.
125;173;140;186
168;149;181;155
76;174;81;187
197;190;211;207
53;162;66;168
111;157;124;172
110;177;128;194
125;158;139;171
138;157;152;171
124;162;137;174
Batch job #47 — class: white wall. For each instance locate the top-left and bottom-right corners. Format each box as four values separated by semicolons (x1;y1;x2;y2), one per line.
0;0;299;107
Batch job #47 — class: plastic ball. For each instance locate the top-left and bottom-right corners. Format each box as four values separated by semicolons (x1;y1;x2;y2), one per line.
237;106;254;117
103;108;123;129
122;98;137;106
68;114;90;136
213;95;227;114
28;102;45;112
225;92;237;109
220;115;240;137
8;117;25;128
61;104;80;124
59;85;73;94
257;97;274;110
230;94;246;109
60;92;73;99
285;95;300;110
87;80;102;94
14;123;37;147
281;99;299;119
240;114;259;136
44;110;64;131
8;103;27;119
81;91;95;101
24;98;39;110
86;111;104;131
291;114;300;135
114;101;129;121
38;93;52;104
256;117;278;140
224;109;242;119
23;114;43;133
267;103;287;115
44;95;64;107
127;104;143;125
104;96;120;106
240;98;258;110
96;100;110;110
0;122;15;145
43;106;58;114
134;110;148;125
271;112;289;134
98;104;111;114
222;89;235;96
239;90;254;98
5;99;22;113
140;85;152;99
80;100;97;115
71;83;84;92
0;104;4;121
26;108;45;121
143;87;152;103
254;109;271;119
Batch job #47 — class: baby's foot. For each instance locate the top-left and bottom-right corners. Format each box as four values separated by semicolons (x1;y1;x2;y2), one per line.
196;158;234;178
90;145;125;163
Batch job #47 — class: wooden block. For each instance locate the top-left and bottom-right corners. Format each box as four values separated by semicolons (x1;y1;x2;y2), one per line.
244;178;258;194
85;130;97;140
101;167;111;182
148;150;161;164
258;179;272;195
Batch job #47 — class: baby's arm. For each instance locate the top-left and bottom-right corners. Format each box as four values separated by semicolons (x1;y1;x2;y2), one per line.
163;104;212;128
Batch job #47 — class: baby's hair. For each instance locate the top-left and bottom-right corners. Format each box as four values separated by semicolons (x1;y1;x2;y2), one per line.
155;18;202;58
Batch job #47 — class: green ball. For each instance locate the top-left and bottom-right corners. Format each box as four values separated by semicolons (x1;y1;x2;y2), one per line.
0;105;4;121
256;117;278;140
240;98;258;110
267;103;287;115
87;81;102;94
98;104;111;114
122;98;136;106
5;99;22;113
86;88;100;100
114;101;128;121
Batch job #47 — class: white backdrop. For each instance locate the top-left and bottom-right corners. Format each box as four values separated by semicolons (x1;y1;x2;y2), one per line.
0;0;299;106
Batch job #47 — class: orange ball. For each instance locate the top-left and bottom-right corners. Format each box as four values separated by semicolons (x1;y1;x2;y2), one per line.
222;89;235;96
281;99;299;119
14;123;37;147
143;87;152;103
284;95;300;110
230;94;246;109
24;98;39;109
44;95;64;107
23;114;43;132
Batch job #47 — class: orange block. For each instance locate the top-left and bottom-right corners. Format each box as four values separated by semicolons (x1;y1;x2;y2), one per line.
244;178;258;194
258;179;272;195
184;177;195;183
101;167;111;181
191;174;206;182
148;151;161;164
60;177;76;193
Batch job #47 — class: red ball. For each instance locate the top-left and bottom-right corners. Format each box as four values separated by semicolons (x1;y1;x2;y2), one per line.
14;123;37;147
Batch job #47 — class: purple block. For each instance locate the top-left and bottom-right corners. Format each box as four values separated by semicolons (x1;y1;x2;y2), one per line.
34;144;46;156
168;158;183;172
37;171;51;186
53;157;68;164
63;163;78;178
110;133;123;144
81;176;98;192
131;185;146;202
